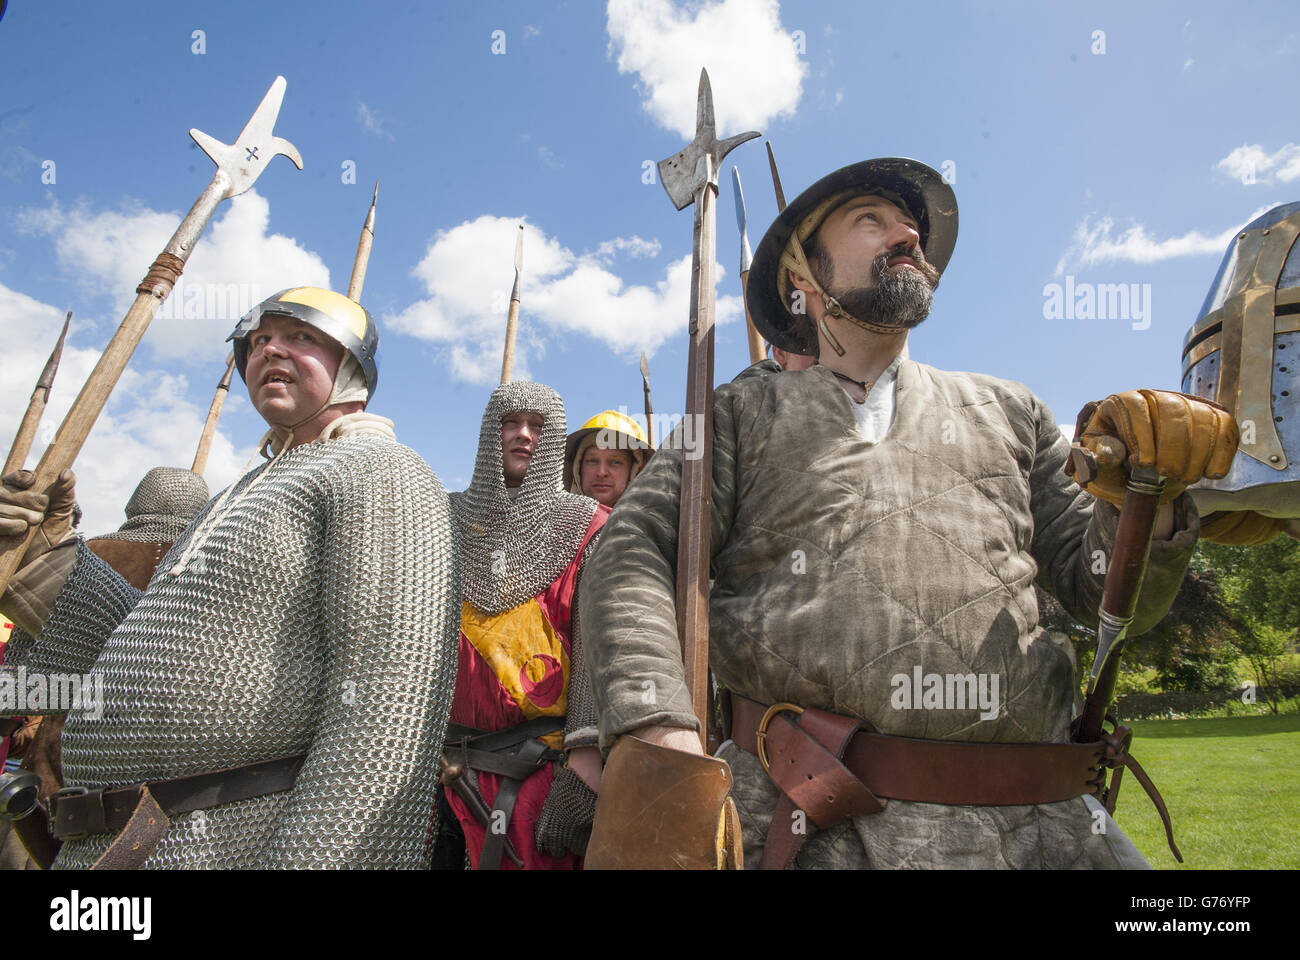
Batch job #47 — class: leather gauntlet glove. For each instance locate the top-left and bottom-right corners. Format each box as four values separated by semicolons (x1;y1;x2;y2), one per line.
0;470;78;563
535;763;598;858
1200;510;1300;546
585;735;743;870
0;469;79;634
1068;390;1238;506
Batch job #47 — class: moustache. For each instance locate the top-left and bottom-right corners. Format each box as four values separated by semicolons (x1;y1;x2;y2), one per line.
873;246;941;287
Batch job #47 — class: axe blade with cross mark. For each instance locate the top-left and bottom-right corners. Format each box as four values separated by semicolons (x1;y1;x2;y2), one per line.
658;68;758;749
0;77;302;595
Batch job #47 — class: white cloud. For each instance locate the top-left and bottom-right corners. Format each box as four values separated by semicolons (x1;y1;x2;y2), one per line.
537;145;563;169
1215;143;1300;185
0;283;251;537
606;0;807;139
1053;205;1276;276
594;235;662;260
17;191;330;361
386;215;741;384
1182;57;1194;70
356;101;394;141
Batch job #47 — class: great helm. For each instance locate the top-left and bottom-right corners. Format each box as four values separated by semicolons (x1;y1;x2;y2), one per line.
748;158;958;355
563;409;652;493
1181;201;1300;516
227;287;380;397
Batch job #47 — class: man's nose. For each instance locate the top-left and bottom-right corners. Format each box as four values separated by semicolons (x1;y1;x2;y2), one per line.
260;335;288;358
886;219;921;253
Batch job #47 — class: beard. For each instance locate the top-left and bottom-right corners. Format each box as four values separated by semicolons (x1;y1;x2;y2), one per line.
820;245;940;331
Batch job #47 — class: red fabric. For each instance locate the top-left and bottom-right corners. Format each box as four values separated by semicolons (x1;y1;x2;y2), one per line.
445;506;609;869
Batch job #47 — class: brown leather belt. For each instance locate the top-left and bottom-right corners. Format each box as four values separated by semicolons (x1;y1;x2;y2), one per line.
726;693;1178;868
48;754;306;869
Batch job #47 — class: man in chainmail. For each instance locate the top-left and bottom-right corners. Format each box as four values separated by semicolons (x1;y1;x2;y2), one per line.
438;381;607;869
1;466;209;870
582;159;1239;869
0;287;461;869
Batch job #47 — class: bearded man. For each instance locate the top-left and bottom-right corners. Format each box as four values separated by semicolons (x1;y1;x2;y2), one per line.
438;381;607;869
0;287;461;869
582;159;1239;869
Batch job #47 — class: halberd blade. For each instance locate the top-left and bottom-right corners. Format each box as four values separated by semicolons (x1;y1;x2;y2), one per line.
189;76;303;199
657;69;759;210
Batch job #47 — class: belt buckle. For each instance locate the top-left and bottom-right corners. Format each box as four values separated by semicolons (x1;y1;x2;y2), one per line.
50;785;91;840
755;702;805;774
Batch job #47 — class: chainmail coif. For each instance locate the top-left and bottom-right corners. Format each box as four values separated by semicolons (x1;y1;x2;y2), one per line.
3;434;461;869
95;467;210;543
451;382;598;614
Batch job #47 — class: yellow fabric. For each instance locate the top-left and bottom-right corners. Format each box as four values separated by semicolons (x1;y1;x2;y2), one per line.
280;286;371;341
461;599;568;749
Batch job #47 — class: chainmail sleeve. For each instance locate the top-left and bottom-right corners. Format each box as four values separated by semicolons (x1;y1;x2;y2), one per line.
261;440;462;869
563;539;601;751
1;540;140;714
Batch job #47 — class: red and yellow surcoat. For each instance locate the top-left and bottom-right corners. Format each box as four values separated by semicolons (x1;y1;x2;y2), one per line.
446;510;606;869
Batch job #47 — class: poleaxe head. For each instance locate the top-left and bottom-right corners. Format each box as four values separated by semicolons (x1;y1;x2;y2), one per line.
189;75;304;199
657;69;760;210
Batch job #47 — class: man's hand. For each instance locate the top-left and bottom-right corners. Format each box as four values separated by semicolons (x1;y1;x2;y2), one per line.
1068;390;1238;506
635;724;706;756
1201;510;1300;546
0;469;77;565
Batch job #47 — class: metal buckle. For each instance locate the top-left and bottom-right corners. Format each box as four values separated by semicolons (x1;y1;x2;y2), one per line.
50;785;91;840
755;702;805;773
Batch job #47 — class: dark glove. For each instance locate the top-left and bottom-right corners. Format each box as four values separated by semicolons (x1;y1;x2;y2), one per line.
535;763;598;858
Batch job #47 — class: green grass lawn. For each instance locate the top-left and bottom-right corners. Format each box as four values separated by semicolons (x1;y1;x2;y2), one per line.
1112;712;1299;869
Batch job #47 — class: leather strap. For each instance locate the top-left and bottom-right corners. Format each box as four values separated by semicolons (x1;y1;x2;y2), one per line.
731;694;1101;806
49;754;306;862
756;706;883;870
443;717;565;870
90;786;170;870
729;693;1183;867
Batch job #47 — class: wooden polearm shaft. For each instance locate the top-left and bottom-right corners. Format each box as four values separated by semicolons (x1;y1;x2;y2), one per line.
3;311;70;476
675;153;719;750
191;352;236;475
499;225;524;384
346;181;378;302
0;77;301;596
1076;467;1166;743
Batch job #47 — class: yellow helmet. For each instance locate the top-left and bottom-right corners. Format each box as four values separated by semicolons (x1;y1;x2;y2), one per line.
564;410;652;493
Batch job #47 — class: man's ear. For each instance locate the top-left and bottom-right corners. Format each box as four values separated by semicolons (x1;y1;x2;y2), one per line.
788;266;817;296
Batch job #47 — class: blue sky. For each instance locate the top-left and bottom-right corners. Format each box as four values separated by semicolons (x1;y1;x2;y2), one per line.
1;1;1296;533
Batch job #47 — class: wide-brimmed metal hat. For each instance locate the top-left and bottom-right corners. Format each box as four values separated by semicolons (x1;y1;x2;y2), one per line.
748;158;958;354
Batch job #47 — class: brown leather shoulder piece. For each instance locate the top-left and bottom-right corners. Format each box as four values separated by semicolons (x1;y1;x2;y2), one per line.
85;539;172;591
585;735;742;870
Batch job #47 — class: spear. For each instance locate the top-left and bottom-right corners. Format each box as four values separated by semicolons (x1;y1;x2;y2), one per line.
732;167;765;365
499;225;524;384
766;141;787;212
347;181;378;302
640;351;655;448
656;69;758;749
0;77;302;595
191;352;236;476
3;311;70;476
